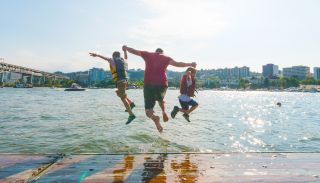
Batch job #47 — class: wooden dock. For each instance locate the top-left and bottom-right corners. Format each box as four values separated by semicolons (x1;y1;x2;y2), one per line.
0;153;319;182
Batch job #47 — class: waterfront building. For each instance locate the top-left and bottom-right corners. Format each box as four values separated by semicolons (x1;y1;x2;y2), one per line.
66;71;89;86
239;66;250;78
250;77;264;85
167;70;182;81
205;66;250;79
128;69;144;80
314;67;320;80
77;72;89;86
89;68;107;85
283;66;310;80
262;64;279;78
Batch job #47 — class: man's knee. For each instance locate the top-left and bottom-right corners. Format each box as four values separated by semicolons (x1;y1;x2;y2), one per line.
158;100;165;106
145;109;154;118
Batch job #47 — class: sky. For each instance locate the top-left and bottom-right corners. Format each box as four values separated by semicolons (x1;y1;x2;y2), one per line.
1;0;320;73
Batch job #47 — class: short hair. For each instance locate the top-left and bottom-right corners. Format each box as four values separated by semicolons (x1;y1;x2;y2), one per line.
155;48;163;53
112;51;121;59
186;67;197;74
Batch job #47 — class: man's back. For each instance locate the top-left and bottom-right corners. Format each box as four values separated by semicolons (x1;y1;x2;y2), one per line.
140;51;172;86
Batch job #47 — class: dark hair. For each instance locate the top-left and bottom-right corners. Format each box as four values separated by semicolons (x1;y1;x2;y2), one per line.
186;67;197;74
155;48;163;54
112;51;121;59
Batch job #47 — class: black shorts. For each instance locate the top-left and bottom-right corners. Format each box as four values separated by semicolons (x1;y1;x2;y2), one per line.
179;99;198;110
144;85;168;109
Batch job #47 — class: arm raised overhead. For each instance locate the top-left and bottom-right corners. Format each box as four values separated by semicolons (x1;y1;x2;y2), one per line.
122;45;142;57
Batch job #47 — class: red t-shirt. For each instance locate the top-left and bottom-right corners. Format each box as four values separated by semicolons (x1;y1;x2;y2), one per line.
140;51;172;86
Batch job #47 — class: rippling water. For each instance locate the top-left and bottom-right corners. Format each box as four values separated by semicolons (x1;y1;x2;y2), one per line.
0;88;319;153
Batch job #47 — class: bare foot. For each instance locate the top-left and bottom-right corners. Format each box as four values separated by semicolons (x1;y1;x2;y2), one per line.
152;116;163;133
162;112;169;122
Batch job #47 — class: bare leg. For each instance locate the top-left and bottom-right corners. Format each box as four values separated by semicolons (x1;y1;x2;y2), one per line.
185;105;198;114
158;100;169;122
146;109;163;133
178;108;187;113
124;97;135;112
121;97;133;116
178;104;199;114
116;87;134;115
126;97;133;105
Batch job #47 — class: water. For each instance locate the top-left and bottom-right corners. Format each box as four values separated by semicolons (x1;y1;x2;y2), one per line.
0;88;319;153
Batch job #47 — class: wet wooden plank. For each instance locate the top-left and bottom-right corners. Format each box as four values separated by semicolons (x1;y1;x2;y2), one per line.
0;153;319;182
0;154;59;183
34;155;125;183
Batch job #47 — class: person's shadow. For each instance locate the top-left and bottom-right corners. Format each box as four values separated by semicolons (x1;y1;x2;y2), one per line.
112;155;135;183
141;154;167;183
171;154;199;183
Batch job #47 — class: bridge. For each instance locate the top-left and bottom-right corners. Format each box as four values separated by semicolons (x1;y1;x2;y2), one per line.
0;58;69;85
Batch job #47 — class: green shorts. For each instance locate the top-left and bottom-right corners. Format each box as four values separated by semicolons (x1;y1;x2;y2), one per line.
143;85;168;109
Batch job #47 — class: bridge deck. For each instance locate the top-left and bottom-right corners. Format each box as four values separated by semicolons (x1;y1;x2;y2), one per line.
0;153;319;182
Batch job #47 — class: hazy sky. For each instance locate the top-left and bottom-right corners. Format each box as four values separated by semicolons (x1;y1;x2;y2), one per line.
1;0;319;73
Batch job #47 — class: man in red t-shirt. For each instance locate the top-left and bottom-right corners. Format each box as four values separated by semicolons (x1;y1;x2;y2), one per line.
122;45;197;133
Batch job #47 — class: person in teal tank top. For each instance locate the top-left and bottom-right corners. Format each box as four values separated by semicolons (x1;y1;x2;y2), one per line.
89;50;136;124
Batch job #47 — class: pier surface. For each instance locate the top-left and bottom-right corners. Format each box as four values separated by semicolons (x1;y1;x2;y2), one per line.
0;153;319;182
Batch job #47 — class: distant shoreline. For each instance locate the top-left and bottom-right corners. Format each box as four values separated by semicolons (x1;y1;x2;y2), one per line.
2;86;319;93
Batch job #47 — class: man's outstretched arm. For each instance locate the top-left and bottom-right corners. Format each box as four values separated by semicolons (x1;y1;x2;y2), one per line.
89;52;112;63
123;48;128;60
169;59;197;68
122;45;142;56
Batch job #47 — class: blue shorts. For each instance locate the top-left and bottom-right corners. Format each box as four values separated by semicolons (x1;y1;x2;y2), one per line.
179;99;198;110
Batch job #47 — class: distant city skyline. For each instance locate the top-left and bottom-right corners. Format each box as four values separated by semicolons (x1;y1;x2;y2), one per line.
1;58;318;78
1;60;319;88
1;0;320;73
1;58;319;78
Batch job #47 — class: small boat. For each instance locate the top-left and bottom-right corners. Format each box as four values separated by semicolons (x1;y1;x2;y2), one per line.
65;83;85;91
14;83;33;88
14;83;25;88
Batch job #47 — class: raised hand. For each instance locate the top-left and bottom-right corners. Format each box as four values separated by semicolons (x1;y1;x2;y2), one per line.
122;46;128;59
122;45;127;51
89;52;98;57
